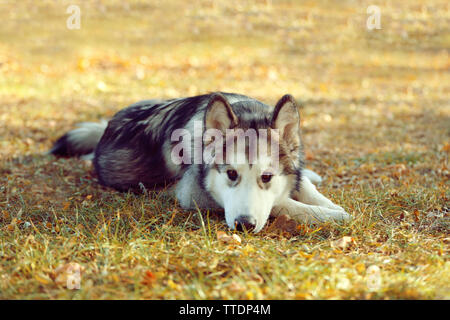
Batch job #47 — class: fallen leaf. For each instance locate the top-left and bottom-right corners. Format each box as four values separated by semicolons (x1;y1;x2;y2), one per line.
305;150;315;160
267;214;298;235
331;236;355;250
355;263;366;273
141;270;156;286
250;274;264;284
228;281;245;293
35;274;51;285
231;234;242;244
217;231;241;244
216;231;228;241
2;210;10;220
295;292;311;299
167;279;179;290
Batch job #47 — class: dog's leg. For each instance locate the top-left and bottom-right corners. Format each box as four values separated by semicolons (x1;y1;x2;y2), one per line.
271;176;351;224
272;198;350;224
293;176;346;211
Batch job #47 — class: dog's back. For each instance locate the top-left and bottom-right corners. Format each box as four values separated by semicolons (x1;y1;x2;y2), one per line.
49;92;272;191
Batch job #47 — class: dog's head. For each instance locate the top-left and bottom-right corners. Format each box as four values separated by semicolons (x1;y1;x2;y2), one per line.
202;93;303;232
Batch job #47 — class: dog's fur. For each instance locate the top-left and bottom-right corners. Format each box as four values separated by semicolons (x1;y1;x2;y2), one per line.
49;92;350;232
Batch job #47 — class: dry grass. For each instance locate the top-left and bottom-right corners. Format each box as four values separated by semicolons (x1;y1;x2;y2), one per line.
0;0;449;299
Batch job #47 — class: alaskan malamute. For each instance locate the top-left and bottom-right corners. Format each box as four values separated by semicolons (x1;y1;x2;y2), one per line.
50;92;351;232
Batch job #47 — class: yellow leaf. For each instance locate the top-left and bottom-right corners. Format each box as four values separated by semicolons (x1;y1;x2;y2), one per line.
35;274;51;285
298;251;314;259
2;210;10;220
295;292;310;299
242;245;255;255
77;58;91;71
167;279;179;290
355;263;366;273
441;143;450;153
319;83;329;93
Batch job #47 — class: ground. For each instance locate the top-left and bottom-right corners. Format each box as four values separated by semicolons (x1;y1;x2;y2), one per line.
0;0;449;299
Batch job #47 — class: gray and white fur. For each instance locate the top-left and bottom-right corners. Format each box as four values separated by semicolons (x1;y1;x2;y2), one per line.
49;92;350;232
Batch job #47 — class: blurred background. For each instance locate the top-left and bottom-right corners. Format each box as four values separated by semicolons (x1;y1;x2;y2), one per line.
1;0;448;160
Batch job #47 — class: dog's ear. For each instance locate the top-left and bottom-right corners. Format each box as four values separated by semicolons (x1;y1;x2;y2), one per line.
204;93;238;133
271;94;300;141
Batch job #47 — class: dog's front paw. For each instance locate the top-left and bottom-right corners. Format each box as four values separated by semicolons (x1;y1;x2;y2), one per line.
328;203;346;212
314;207;352;224
334;209;352;222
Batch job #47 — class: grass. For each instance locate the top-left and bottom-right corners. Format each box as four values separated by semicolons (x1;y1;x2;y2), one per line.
0;0;449;299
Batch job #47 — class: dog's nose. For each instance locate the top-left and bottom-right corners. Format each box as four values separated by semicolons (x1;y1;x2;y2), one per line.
234;215;256;231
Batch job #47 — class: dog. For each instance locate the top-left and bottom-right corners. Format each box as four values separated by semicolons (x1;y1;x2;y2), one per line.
49;92;351;232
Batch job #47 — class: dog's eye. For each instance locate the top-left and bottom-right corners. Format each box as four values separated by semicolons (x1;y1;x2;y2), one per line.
261;173;273;183
226;169;238;181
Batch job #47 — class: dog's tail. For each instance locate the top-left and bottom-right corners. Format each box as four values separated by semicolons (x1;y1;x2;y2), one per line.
48;120;108;159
